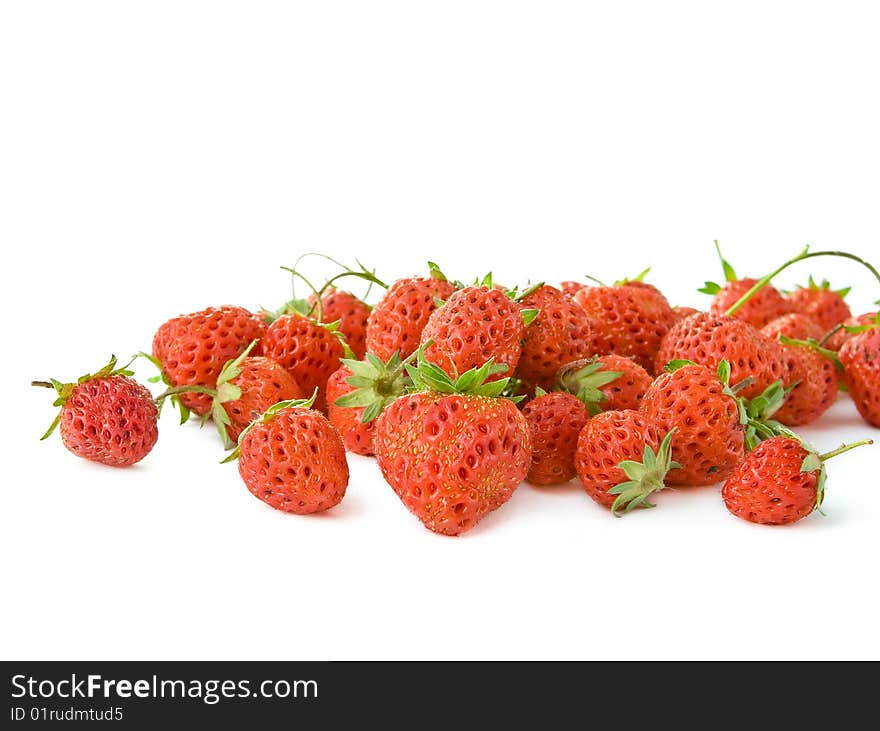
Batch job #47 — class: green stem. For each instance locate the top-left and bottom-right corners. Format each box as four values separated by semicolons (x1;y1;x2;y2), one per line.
155;384;216;403
819;439;873;462
31;381;53;389
778;336;844;372
280;266;324;322
726;249;880;317
818;323;844;347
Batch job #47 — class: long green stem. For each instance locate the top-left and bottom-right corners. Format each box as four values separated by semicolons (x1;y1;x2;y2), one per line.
819;439;873;462
280;266;324;322
726;249;880;317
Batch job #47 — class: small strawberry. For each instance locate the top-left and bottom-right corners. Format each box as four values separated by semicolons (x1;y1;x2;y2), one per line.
772;337;838;427
640;361;745;486
699;241;791;329
824;311;879;351
228;395;349;514
839;327;880;427
722;436;871;525
572;283;675;373
327;352;409;456
371;354;531;536
574;411;677;514
151;305;266;416
556;355;652;414
760;313;824;343
515;285;593;390
311;288;371;360
421;283;526;382
560;281;586;297
521;389;588;486
672;305;700;322
366;263;457;360
261;312;346;413
33;357;158;467
786;276;852;331
656;312;787;400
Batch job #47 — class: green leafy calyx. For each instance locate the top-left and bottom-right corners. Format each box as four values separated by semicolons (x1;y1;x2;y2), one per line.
608;430;680;516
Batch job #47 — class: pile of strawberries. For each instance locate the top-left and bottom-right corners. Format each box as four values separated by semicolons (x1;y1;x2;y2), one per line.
34;245;879;536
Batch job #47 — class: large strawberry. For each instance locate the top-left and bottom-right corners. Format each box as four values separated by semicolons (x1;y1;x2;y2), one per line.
574;410;676;514
722;436;871;525
521;390;588;486
772;338;838;427
366;264;457;360
152;305;266;416
33;357;158;467
371;355;530;536
699;241;790;329
760;313;824;343
556;355;652;414
786;276;852;331
572;283;675;373
516;285;593;390
655;312;786;400
228;396;349;514
640;361;745;486
261;313;346;413
839;327;880;427
327;352;408;456
421;284;525;382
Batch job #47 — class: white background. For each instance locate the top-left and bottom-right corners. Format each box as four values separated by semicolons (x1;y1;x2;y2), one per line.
2;1;879;660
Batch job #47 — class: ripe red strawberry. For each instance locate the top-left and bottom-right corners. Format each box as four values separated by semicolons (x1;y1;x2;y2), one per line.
366;265;457;360
372;356;530;536
572;284;675;373
560;281;586;297
786;277;852;331
839;327;880;427
574;410;676;514
825;311;879;351
672;306;699;322
311;288;371;360
556;355;652;413
700;241;789;329
760;313;824;343
232;397;349;514
327;352;408;456
262;313;345;413
516;285;592;389
722;436;871;525
640;361;745;486
34;357;158;467
152;305;266;416
772;339;838;427
521;390;588;485
655;312;787;400
421;285;525;381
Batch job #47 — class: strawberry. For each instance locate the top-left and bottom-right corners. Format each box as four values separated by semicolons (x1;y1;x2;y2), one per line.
311;288;371;360
572;283;675;373
261;313;346;413
786;277;852;331
672;306;700;322
699;241;790;329
229;396;349;514
574;410;676;514
655;312;786;400
722;436;871;525
760;313;824;343
560;281;586;297
421;284;525;382
365;264;457;360
521;390;588;486
839;327;880;427
640;361;745;486
151;305;266;416
772;338;838;427
556;355;652;414
371;355;530;536
515;285;592;389
327;352;408;456
34;357;158;467
824;312;879;351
